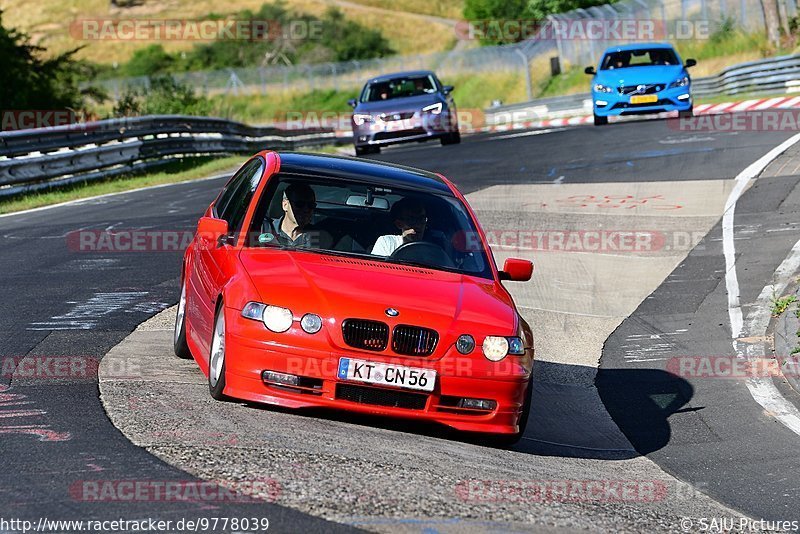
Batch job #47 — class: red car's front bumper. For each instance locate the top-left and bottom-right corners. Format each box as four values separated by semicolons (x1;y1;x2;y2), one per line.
221;308;532;435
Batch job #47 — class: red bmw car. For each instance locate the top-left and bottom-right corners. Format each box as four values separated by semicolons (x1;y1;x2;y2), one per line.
174;151;535;443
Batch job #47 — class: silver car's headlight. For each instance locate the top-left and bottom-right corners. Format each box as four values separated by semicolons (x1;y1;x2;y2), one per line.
669;76;689;88
422;102;443;114
594;84;613;93
353;113;374;126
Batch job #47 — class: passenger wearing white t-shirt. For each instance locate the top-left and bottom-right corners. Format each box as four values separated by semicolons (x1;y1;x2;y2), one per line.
371;198;428;256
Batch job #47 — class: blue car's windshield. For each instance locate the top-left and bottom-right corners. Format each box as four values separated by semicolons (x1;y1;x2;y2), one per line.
361;75;438;102
601;49;679;70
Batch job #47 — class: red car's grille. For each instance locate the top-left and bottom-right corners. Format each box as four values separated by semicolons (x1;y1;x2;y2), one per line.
342;319;389;351
391;325;438;356
335;384;428;410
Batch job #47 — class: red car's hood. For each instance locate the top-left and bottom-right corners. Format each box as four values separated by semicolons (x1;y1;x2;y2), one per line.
238;249;517;336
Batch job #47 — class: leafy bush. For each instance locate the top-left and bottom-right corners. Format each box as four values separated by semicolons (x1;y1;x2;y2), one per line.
123;44;176;77
113;77;213;116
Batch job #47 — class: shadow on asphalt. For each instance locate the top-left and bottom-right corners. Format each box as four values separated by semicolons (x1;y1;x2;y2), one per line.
595;366;695;457
243;359;694;461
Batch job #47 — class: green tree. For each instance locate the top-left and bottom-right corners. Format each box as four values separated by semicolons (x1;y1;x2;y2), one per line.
0;10;96;111
124;44;175;77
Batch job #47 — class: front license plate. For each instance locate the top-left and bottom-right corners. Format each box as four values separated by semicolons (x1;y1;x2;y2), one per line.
385;120;409;132
630;94;658;104
337;358;436;392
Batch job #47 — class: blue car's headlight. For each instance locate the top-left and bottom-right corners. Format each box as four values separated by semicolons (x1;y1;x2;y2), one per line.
669;76;690;88
593;83;613;94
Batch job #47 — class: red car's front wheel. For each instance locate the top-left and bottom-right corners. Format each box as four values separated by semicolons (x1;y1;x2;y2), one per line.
173;279;192;360
208;305;229;401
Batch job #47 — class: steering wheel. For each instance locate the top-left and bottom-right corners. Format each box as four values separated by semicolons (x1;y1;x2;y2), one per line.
390;241;455;269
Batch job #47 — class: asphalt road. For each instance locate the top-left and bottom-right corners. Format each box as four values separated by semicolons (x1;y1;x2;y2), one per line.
1;117;798;530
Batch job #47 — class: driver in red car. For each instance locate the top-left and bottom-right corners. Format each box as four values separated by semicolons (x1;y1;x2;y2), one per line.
371;198;428;256
262;183;331;248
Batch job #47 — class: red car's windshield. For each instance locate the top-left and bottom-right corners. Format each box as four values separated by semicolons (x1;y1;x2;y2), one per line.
245;173;494;279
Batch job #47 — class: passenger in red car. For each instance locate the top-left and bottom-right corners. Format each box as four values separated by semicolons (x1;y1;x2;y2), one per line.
371;198;428;256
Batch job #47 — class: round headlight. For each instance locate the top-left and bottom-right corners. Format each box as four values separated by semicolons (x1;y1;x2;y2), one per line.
300;313;322;334
263;305;293;333
456;334;475;354
482;336;509;362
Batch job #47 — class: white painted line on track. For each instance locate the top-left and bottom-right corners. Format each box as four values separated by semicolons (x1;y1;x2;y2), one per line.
0;172;233;220
722;132;800;437
489;128;563;140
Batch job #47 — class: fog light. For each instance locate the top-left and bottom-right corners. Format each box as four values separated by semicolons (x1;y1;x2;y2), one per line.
456;334;475;354
595;100;608;106
300;313;322;334
458;398;497;411
262;370;300;386
677;94;690;100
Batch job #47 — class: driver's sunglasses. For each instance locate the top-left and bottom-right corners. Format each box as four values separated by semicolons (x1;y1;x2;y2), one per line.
290;199;317;210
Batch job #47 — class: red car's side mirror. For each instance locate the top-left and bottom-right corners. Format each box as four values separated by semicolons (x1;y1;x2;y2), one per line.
499;258;533;282
197;217;229;248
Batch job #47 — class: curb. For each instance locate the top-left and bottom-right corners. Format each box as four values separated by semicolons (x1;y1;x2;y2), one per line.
770;285;800;396
471;95;800;133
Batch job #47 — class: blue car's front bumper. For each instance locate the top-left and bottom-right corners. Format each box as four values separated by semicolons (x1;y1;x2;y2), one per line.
592;86;692;117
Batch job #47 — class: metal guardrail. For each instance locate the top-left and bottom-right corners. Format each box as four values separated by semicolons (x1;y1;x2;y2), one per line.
0;115;348;198
484;54;800;124
691;54;800;96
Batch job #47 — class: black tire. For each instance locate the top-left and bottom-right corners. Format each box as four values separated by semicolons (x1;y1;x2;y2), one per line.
483;377;533;448
173;278;192;359
208;303;229;401
441;131;461;145
679;106;694;118
594;113;608;126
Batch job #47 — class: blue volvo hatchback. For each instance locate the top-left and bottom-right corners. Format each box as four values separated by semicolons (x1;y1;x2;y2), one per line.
585;43;696;125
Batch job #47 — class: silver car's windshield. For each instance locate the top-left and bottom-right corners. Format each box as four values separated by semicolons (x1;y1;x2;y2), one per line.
361;75;438;102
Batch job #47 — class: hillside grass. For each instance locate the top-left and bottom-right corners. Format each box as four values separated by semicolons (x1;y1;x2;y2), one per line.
0;0;460;64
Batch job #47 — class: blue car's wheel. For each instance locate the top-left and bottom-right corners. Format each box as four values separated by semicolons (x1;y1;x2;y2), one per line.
593;113;608;126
